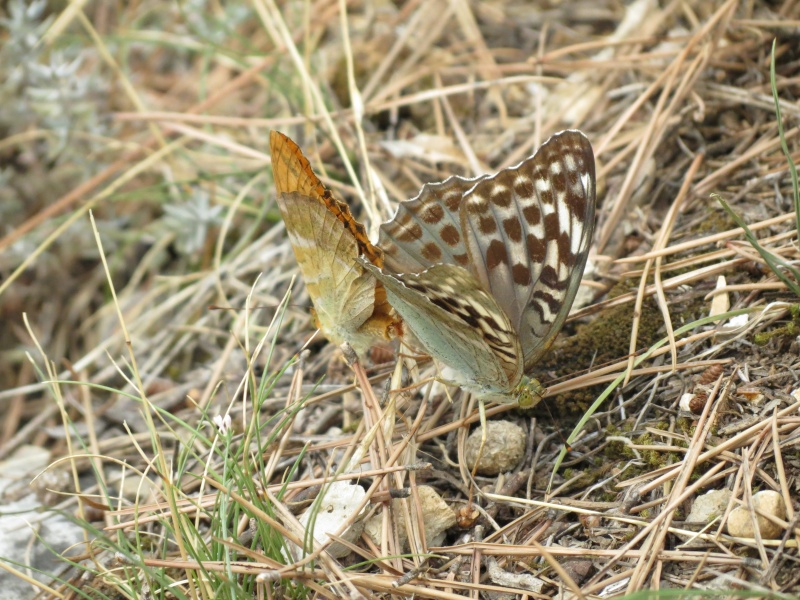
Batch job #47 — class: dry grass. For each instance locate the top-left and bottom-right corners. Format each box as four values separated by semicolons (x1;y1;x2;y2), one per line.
1;0;800;598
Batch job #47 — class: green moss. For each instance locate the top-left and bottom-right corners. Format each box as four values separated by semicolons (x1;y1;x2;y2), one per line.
676;417;696;437
633;432;675;469
530;263;716;425
341;418;361;434
687;458;714;482
531;295;665;420
561;464;610;492
620;529;637;542
604;438;636;460
753;308;800;346
695;209;736;235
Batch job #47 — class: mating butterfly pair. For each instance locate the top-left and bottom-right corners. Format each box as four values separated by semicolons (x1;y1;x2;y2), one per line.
269;130;595;407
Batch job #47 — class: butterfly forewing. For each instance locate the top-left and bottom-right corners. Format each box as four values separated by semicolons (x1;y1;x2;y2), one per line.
270;131;400;355
271;131;384;267
280;192;383;343
378;174;492;273
460;130;595;371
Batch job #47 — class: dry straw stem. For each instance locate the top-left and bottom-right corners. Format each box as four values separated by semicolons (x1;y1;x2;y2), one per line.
5;0;800;598
624;151;705;386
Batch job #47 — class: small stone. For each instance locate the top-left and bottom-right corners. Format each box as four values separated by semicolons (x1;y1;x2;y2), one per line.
687;488;731;524
289;481;367;559
365;485;456;550
579;513;602;531
415;485;457;547
119;473;159;503
455;504;480;529
32;467;71;506
464;421;526;476
721;313;748;332
560;559;593;584
726;490;786;539
0;444;50;479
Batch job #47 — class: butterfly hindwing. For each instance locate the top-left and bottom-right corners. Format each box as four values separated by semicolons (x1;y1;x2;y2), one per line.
360;261;523;396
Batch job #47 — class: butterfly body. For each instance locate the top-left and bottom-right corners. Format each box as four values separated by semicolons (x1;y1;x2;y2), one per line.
365;130;595;406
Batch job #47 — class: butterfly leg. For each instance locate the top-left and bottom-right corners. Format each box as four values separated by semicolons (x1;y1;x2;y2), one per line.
470;398;489;479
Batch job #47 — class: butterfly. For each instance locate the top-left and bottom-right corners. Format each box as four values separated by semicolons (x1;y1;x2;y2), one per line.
360;130;595;407
269;131;401;357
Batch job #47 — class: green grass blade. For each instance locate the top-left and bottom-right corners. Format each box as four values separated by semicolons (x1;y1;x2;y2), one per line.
769;39;800;237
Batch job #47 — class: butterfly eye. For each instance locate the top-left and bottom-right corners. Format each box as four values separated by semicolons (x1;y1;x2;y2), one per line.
515;377;546;409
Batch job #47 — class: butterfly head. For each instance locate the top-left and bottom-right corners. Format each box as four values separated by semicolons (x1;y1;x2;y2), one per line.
514;376;546;409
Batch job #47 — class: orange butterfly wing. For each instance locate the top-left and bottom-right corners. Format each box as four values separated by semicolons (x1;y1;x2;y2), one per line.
269;131;401;355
